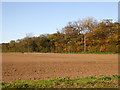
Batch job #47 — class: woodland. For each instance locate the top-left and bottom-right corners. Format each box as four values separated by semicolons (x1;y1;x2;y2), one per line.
2;17;120;53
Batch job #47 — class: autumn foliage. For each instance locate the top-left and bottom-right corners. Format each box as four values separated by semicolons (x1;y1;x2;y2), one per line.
2;18;120;53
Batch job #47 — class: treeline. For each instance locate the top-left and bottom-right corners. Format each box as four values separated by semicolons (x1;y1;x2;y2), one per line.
2;17;120;53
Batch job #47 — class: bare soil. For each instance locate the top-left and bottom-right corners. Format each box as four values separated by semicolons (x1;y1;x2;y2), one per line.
2;53;118;83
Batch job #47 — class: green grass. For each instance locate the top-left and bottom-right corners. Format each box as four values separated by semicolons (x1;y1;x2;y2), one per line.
2;51;118;54
1;75;120;89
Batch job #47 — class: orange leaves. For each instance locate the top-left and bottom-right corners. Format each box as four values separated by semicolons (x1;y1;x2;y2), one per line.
54;42;58;47
76;46;83;52
75;41;83;46
114;34;118;41
100;45;106;52
87;46;92;52
2;18;119;53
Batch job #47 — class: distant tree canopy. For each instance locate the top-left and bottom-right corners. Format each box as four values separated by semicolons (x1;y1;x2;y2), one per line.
2;17;120;53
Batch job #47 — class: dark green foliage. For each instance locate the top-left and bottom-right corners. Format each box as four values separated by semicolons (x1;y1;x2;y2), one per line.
112;75;120;78
101;77;112;80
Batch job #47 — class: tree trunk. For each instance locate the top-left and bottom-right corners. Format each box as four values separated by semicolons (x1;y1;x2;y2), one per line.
84;35;86;52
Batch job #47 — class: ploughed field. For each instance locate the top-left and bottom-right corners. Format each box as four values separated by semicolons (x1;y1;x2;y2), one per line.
2;53;118;83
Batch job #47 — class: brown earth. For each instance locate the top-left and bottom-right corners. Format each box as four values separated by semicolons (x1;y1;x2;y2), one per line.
2;53;118;83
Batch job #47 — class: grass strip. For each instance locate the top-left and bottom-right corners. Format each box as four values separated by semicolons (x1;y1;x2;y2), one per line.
1;75;120;88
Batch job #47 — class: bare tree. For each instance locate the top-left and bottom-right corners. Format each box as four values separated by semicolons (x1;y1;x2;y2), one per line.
26;33;33;52
78;17;98;52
